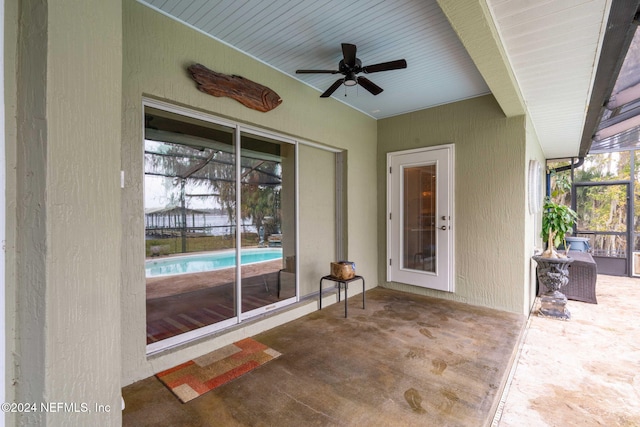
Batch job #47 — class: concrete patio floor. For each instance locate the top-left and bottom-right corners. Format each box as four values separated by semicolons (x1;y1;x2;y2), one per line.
124;287;525;426
496;274;640;426
123;274;639;426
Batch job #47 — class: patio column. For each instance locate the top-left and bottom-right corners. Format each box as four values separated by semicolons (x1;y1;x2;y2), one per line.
13;1;122;426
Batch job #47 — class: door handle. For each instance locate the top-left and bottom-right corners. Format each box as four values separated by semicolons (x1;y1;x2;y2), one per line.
440;225;447;230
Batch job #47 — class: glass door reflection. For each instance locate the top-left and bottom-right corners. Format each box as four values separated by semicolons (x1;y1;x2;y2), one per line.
403;165;436;272
144;107;238;344
240;132;296;316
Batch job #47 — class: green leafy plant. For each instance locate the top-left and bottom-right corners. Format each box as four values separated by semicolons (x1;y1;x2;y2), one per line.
541;197;578;257
551;174;571;198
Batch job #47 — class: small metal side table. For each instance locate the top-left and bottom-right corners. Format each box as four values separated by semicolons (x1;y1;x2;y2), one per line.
319;275;365;318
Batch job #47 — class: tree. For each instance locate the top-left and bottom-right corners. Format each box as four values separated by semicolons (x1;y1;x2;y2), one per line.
240;161;281;239
145;138;283;246
573;152;630;256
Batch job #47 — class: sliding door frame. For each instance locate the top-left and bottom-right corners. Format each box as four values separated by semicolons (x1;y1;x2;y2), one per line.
144;98;302;353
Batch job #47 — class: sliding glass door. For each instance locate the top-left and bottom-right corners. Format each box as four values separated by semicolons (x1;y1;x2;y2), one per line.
144;103;297;350
239;132;296;317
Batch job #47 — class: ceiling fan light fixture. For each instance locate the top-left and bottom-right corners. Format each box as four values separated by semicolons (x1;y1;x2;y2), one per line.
344;73;358;86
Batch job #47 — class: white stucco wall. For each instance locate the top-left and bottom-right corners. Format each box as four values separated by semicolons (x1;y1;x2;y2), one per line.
121;0;378;385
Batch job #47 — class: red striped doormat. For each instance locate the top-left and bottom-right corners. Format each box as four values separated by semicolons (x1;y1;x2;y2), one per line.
156;338;281;403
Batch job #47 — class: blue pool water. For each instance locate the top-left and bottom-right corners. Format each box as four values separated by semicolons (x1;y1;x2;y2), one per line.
146;248;282;278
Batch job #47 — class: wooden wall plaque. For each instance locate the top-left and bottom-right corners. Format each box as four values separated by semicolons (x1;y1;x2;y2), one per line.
188;63;282;112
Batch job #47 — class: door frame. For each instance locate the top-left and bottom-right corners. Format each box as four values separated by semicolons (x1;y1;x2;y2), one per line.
386;144;455;292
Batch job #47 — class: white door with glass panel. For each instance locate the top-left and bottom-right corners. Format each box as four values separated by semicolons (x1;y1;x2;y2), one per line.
387;145;454;292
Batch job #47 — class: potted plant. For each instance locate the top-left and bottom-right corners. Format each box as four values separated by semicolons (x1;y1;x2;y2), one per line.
533;177;579;320
540;197;578;258
546;172;590;253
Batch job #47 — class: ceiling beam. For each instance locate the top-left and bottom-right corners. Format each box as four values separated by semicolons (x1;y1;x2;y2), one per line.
436;0;525;118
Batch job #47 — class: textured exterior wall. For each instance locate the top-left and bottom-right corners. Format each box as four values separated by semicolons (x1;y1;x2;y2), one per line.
122;0;377;385
14;4;47;424
3;0;18;423
377;95;528;314
10;1;122;425
524;115;546;312
299;145;336;297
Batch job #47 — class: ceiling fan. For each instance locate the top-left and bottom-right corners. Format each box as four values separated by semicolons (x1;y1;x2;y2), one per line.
296;43;407;98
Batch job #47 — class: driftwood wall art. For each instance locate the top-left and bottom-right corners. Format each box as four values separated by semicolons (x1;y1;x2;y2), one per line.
187;63;282;112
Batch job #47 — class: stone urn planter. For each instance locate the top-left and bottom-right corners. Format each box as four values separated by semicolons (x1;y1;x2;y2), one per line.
533;255;573;320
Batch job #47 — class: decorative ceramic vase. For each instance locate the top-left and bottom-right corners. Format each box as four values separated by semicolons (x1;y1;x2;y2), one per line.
533;255;574;320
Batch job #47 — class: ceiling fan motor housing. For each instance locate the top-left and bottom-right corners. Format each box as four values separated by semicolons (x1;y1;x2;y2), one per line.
339;58;362;73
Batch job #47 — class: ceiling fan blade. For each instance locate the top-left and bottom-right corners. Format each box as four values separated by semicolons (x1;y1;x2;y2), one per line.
320;79;344;98
296;69;340;74
357;76;383;96
341;43;357;68
362;59;407;74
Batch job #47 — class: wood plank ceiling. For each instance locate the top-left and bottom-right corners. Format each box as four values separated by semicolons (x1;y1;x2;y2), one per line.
139;0;613;158
487;0;612;158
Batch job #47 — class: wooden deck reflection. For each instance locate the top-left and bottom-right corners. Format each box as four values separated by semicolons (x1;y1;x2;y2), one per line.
146;259;291;343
